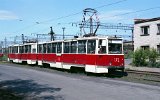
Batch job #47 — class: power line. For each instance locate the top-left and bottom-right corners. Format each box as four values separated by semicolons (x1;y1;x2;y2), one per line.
13;23;37;33
36;0;128;24
11;0;128;34
95;0;127;9
100;6;160;19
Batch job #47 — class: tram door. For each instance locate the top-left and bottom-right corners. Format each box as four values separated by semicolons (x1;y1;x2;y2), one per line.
96;39;108;66
98;39;107;54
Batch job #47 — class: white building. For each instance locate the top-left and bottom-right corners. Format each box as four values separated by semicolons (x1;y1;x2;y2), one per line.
134;17;160;53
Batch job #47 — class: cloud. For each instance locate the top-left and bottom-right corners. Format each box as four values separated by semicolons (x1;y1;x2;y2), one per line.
99;10;133;23
0;10;19;20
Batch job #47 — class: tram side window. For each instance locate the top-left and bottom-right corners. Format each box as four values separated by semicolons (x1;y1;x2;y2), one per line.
64;42;70;53
11;47;13;53
8;47;11;53
38;44;43;53
47;43;52;53
52;43;56;53
28;45;31;53
87;40;96;54
57;42;62;53
19;46;23;53
70;41;77;53
12;47;14;53
22;46;24;53
14;46;18;53
9;47;11;53
78;40;86;53
25;45;28;53
43;44;47;53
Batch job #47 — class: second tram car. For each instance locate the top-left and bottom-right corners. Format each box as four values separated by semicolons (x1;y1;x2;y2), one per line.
8;36;124;73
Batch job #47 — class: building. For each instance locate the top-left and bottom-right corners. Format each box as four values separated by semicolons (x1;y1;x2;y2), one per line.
134;17;160;54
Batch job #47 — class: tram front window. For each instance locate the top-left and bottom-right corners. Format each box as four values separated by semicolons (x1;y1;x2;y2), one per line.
108;43;122;54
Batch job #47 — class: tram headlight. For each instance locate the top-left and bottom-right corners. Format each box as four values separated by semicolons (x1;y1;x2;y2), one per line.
121;63;123;66
109;62;112;66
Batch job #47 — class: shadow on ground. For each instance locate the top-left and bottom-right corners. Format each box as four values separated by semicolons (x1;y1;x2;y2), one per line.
0;79;64;100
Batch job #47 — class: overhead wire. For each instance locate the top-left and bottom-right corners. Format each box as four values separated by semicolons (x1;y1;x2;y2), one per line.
39;0;128;24
100;6;160;20
12;0;128;34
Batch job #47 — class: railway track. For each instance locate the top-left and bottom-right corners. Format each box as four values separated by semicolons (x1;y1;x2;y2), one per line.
124;69;160;83
126;69;160;76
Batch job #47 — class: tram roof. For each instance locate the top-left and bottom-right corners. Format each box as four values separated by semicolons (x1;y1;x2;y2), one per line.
9;35;122;46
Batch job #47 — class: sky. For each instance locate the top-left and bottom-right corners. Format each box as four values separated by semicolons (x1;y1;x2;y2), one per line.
0;0;160;45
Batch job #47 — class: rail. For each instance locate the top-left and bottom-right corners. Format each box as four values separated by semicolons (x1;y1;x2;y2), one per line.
126;69;160;76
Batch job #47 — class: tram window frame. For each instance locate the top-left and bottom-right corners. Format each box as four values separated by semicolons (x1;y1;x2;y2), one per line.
12;47;14;53
47;43;52;53
52;43;56;53
15;46;18;53
12;47;15;53
38;44;43;53
25;45;28;53
19;46;23;53
11;47;14;53
43;44;47;53
57;42;62;53
70;41;77;53
64;42;70;53
78;40;86;53
8;47;11;53
87;40;96;54
28;45;31;53
22;46;24;53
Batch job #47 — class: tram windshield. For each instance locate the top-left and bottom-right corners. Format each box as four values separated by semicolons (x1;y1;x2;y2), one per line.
108;39;122;54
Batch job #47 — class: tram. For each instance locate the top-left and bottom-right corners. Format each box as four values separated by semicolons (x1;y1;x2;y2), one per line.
8;36;124;73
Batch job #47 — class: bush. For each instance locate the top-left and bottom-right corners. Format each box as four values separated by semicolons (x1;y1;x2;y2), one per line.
148;48;158;67
155;62;160;68
132;48;159;67
132;48;148;67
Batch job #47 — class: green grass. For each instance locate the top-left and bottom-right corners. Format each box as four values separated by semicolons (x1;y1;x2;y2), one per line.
0;54;8;61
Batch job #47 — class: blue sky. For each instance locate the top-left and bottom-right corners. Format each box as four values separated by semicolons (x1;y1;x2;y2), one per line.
0;0;160;44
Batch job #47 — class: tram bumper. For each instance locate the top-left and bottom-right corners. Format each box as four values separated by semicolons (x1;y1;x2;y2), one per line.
85;65;109;73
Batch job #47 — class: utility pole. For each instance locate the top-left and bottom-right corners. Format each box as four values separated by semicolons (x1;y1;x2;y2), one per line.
131;29;134;51
62;27;65;39
22;34;24;44
4;37;7;53
49;26;55;41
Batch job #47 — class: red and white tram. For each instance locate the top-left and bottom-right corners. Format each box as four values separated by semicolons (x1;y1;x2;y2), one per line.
8;36;124;73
